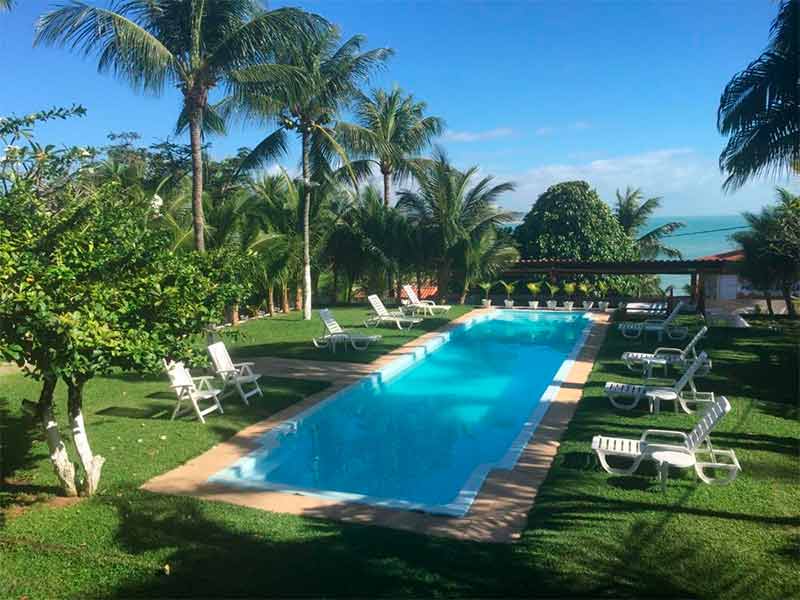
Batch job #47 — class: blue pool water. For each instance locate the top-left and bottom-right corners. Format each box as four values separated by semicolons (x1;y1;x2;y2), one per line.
210;310;591;516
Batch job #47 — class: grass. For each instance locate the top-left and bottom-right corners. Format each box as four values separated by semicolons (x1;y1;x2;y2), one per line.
221;304;474;363
1;314;797;599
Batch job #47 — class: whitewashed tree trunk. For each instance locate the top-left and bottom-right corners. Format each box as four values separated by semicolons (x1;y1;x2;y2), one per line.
70;409;105;496
38;378;78;497
67;378;104;496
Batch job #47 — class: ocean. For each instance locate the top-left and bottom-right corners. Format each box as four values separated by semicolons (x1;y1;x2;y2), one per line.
649;215;748;290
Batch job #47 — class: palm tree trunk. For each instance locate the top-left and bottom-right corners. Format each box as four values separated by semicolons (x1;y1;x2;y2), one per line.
282;284;289;313
780;281;797;318
295;277;303;311
765;290;775;316
383;171;391;208
302;130;312;320
188;108;205;253
332;264;339;305
267;284;275;316
416;271;423;298
437;259;450;305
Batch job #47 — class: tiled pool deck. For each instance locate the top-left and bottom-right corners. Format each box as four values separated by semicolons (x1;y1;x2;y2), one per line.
142;309;610;543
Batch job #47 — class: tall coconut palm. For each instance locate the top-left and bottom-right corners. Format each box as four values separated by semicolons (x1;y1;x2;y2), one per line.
456;227;519;304
36;0;323;252
717;0;799;190
397;149;515;303
614;186;685;259
337;86;444;207
235;27;392;319
0;0;15;11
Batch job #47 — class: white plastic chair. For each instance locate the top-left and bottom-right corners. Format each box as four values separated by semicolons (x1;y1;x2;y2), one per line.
313;308;381;352
618;301;689;342
365;294;423;329
163;359;223;424
402;284;451;316
622;326;709;377
592;396;741;490
207;341;262;405
604;352;714;414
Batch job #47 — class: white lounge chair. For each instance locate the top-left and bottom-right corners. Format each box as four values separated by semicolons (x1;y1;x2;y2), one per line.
365;294;423;330
207;341;263;405
618;301;688;342
592;396;741;490
402;284;451;316
313;308;381;352
604;352;714;414
163;359;223;424
622;326;709;377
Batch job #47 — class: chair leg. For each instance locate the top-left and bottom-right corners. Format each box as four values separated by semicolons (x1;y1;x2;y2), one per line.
192;398;206;424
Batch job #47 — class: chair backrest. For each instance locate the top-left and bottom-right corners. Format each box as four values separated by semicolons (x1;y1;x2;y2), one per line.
403;284;421;305
681;326;708;359
663;301;685;326
319;308;343;334
673;351;708;392
207;341;234;373
687;396;731;450
164;360;194;392
367;294;389;317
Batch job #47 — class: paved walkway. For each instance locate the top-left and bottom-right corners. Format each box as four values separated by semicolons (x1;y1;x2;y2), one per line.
143;309;610;543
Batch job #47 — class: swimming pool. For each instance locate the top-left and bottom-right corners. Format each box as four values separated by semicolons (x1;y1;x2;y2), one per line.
209;310;592;516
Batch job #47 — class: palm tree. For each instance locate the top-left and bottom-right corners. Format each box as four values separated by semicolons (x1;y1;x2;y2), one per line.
456;227;519;304
235;27;392;319
397;149;515;303
0;0;15;11
717;0;799;190
338;86;444;207
614;187;685;258
36;0;322;252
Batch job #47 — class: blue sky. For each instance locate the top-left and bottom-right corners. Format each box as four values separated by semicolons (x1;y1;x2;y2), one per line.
1;1;797;215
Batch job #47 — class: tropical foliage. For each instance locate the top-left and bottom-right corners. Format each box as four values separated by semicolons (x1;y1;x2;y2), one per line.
36;0;324;252
717;0;799;189
614;186;685;259
339;86;444;206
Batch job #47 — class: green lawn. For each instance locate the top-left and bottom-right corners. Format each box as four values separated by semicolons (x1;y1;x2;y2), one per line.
222;304;474;363
1;315;797;599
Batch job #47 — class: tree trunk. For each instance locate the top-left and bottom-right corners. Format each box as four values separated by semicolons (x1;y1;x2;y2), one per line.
188;107;205;253
459;280;468;305
416;271;423;298
302;130;312;320
332;264;339;305
437;259;450;305
267;284;275;316
295;279;303;311
281;284;290;313
765;290;775;316
38;377;78;497
66;377;104;496
395;274;402;305
781;280;798;318
383;170;391;208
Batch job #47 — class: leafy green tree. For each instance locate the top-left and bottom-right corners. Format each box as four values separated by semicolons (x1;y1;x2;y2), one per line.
36;0;322;252
236;27;392;319
338;86;444;206
397;149;514;302
717;0;799;189
515;181;637;262
614;186;685;258
0;183;236;496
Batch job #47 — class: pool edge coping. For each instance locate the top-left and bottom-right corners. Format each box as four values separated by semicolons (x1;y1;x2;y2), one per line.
141;309;610;543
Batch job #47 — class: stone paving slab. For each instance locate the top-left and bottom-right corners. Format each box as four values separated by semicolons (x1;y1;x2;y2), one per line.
143;309;610;543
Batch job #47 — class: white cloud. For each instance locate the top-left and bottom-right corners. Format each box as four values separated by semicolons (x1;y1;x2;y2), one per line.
570;121;591;130
443;128;513;143
494;148;800;216
535;127;555;136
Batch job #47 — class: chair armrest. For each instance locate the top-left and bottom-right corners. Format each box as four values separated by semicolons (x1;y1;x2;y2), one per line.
192;375;216;390
420;300;436;306
641;429;688;443
233;362;255;367
653;347;682;356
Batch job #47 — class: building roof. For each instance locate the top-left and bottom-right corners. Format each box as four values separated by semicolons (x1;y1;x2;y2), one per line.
698;249;744;261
